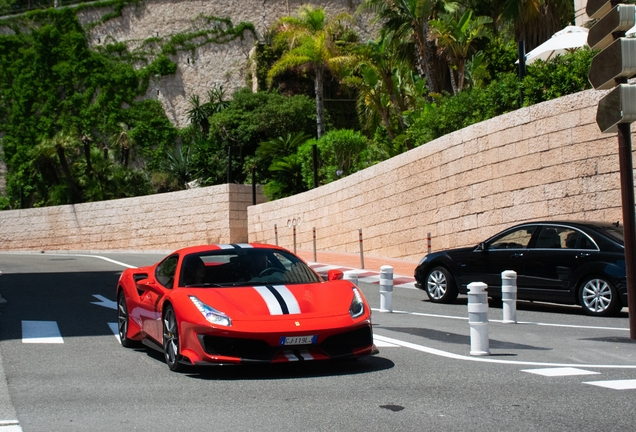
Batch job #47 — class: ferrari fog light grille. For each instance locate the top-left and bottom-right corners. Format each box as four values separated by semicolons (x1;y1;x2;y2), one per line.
200;335;276;361
319;327;373;358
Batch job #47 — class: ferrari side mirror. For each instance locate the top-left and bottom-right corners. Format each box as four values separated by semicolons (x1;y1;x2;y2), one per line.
327;269;344;281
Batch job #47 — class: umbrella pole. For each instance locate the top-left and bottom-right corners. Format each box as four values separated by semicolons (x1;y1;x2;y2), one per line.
518;40;526;107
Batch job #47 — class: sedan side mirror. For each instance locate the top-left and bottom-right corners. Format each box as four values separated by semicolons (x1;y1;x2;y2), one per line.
478;242;489;252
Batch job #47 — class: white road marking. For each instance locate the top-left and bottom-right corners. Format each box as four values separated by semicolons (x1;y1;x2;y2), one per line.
583;379;636;390
21;321;63;344
108;322;120;343
372;334;636;369
0;420;22;431
374;339;400;348
521;367;600;377
72;254;137;268
91;294;117;310
371;308;630;332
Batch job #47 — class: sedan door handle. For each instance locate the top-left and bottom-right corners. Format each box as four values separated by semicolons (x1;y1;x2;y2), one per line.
577;253;591;258
510;253;524;258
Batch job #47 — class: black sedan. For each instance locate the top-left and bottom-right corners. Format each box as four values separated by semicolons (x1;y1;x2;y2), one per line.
414;221;627;316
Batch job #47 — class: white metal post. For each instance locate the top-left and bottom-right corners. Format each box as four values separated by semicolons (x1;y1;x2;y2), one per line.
379;265;393;312
467;282;490;356
501;270;518;323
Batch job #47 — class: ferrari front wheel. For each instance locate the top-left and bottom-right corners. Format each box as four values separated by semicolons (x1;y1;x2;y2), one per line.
163;305;186;372
117;291;138;348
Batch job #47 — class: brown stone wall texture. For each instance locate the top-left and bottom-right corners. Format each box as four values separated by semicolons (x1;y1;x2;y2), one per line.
0;184;264;252
77;0;372;128
0;90;627;258
248;89;626;262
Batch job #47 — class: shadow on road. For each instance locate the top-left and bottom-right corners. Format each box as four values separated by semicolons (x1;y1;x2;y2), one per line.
140;344;394;380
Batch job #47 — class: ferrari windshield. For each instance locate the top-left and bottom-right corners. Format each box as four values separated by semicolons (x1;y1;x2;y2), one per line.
179;248;322;287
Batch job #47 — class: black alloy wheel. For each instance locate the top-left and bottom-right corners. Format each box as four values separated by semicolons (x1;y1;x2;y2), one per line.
579;276;622;317
425;266;458;303
117;291;138;348
163;305;186;372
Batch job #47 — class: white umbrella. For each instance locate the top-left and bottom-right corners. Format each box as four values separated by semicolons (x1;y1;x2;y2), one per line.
524;26;589;64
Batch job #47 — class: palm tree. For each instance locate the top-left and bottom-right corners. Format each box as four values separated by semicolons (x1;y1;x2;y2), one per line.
502;0;573;52
31;130;83;203
430;9;492;94
340;32;415;141
359;0;458;94
267;5;352;139
108;122;134;167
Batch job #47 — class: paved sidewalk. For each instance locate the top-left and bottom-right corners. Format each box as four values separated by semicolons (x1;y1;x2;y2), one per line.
295;249;419;289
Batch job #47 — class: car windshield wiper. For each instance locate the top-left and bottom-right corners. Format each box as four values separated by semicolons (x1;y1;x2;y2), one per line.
183;283;224;288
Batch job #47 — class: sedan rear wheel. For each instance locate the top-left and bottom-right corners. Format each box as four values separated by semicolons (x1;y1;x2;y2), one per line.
163;306;186;372
579;277;622;317
425;267;458;303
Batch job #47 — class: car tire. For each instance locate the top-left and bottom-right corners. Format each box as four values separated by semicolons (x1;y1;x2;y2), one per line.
578;276;622;317
163;305;186;372
425;267;458;303
117;291;139;348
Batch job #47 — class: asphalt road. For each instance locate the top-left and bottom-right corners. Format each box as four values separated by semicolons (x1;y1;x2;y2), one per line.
0;252;635;432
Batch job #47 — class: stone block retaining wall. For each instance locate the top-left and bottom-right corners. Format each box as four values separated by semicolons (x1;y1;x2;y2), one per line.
0;184;264;251
0;90;628;259
248;89;626;262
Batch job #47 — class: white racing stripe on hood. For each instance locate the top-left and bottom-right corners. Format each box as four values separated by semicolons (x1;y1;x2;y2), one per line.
254;286;283;315
271;285;301;314
253;285;301;315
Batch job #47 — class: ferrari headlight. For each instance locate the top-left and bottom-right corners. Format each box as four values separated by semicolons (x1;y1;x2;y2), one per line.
189;296;232;326
349;288;365;318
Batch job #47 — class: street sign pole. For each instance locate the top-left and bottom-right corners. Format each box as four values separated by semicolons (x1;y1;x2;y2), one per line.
587;0;636;337
617;122;636;338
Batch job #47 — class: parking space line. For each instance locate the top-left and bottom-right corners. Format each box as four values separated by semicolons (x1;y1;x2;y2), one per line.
372;334;636;369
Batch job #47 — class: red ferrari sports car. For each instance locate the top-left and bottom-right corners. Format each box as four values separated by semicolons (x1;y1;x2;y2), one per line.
116;244;377;371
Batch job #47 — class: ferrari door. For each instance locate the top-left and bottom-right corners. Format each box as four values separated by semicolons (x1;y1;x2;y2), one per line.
139;255;178;342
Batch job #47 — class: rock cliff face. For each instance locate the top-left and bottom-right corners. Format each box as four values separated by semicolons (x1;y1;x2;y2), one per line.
77;0;372;127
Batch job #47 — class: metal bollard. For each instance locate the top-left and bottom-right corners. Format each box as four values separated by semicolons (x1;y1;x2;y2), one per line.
501;270;518;324
379;265;393;312
344;270;359;286
467;282;490;356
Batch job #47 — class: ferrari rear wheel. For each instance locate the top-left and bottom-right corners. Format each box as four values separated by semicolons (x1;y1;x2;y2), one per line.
117;291;138;348
163;305;185;372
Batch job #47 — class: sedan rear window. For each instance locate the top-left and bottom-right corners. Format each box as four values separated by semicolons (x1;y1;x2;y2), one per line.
597;225;624;244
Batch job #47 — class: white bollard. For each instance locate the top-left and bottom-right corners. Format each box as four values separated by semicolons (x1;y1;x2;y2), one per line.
379;265;393;312
467;282;490;356
344;270;359;286
501;270;518;324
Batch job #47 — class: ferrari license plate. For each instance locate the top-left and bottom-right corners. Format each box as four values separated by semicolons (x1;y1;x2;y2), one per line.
280;335;317;346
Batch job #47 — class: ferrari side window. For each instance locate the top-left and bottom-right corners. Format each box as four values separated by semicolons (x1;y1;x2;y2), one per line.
156;255;178;288
489;226;537;250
